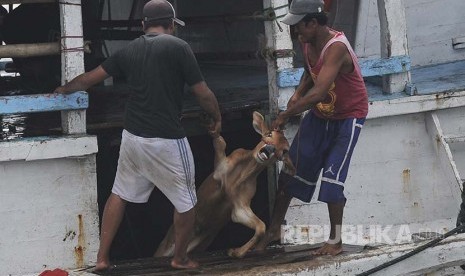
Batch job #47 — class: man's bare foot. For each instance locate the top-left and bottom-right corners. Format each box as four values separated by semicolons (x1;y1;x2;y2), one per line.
312;242;343;256
94;260;111;272
94;252;113;272
171;258;199;269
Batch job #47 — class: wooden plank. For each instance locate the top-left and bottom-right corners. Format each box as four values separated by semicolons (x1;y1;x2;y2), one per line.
276;55;411;88
368;90;465;119
377;0;411;93
0;42;60;58
0;0;54;4
0;135;97;162
359;55;411;77
445;135;465;144
263;0;294;218
277;67;305;88
411;60;465;95
0;92;88;115
425;112;463;192
59;0;86;134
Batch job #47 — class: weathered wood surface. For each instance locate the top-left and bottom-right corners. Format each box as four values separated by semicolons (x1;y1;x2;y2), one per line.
277;55;412;88
377;0;411;93
60;0;86;134
355;0;465;67
0;0;54;3
90;244;364;276
0;91;88;115
2;60;465;138
0;42;61;58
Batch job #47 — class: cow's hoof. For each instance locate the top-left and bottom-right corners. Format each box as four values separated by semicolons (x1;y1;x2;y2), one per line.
227;248;244;258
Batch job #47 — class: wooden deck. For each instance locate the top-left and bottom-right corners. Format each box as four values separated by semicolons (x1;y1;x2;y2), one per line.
88;243;365;276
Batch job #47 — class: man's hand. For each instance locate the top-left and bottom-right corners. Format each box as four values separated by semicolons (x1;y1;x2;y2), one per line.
208;119;221;139
54;86;70;94
191;81;222;138
53;65;110;95
272;112;289;131
200;113;221;138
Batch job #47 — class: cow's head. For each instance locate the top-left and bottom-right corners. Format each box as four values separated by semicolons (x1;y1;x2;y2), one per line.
252;111;296;175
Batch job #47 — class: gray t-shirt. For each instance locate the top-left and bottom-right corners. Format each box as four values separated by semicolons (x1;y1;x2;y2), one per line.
101;33;204;138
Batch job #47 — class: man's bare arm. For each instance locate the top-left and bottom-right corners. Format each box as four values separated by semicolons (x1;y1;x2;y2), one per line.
54;65;110;94
273;43;348;129
191;81;222;136
287;69;314;109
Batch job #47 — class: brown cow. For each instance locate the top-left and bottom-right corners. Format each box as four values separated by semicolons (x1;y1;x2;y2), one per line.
155;111;295;258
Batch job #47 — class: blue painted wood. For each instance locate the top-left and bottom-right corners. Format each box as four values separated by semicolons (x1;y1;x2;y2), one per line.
277;55;411;88
359;55;411;77
411;60;465;95
0;61;8;71
0;91;88;115
277;68;305;88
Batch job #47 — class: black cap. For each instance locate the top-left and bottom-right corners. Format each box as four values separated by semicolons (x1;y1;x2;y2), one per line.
143;0;185;26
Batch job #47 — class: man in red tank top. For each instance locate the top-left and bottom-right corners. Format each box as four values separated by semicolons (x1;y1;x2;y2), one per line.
256;0;368;256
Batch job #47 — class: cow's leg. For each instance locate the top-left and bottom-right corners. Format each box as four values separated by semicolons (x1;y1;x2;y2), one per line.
228;206;266;258
255;177;292;251
188;232;217;253
212;136;226;168
155;227;211;258
154;225;176;257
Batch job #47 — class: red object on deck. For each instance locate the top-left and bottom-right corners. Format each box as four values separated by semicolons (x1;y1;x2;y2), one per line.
38;268;69;276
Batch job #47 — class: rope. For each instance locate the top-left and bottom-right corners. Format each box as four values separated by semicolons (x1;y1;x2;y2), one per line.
60;36;86;53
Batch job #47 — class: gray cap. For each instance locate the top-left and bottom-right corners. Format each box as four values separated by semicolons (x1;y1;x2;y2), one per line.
143;0;185;26
281;0;324;25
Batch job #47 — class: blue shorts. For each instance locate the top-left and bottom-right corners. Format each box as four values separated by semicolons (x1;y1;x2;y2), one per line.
283;112;365;203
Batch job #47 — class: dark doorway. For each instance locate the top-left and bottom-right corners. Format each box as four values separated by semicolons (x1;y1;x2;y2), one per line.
94;122;270;261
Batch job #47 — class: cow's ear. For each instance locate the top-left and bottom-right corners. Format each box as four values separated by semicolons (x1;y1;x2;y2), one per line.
252;111;266;135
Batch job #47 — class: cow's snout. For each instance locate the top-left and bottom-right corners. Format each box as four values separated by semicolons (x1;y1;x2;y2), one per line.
256;144;275;163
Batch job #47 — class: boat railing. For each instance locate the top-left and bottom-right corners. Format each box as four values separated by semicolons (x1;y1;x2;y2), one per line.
0;0;87;136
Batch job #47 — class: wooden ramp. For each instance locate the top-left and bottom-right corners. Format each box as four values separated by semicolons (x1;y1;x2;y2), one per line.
89;244;365;276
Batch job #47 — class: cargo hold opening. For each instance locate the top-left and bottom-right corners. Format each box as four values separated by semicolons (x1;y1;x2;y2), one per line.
89;0;272;261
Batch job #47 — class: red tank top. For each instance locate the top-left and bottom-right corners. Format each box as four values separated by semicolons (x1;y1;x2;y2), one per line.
304;31;368;119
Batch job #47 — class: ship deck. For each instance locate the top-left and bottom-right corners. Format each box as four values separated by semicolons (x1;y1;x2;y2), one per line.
68;234;465;276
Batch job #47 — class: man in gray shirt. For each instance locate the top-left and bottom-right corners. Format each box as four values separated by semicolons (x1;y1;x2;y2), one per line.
55;0;221;270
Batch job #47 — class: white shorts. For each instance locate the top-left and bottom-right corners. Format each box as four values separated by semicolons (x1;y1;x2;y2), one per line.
112;130;197;213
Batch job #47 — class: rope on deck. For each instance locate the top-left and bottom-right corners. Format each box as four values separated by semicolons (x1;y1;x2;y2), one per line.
357;182;465;276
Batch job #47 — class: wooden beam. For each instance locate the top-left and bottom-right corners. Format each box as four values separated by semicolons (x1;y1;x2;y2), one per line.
0;42;60;58
276;55;412;88
377;0;411;93
59;0;86;134
263;0;294;219
0;0;54;4
0;135;97;162
0;92;88;115
425;112;463;193
0;42;90;58
359;55;411;77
